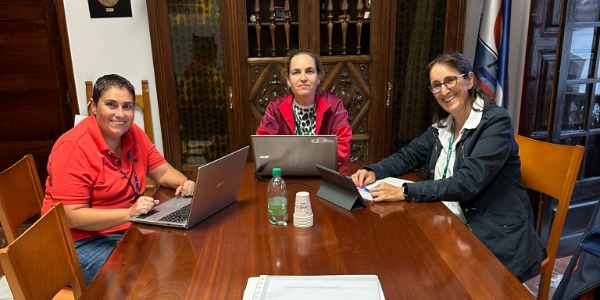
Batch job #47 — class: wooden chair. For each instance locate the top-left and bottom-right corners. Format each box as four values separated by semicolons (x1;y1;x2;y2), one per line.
515;134;585;300
0;203;86;299
0;154;44;244
85;80;156;195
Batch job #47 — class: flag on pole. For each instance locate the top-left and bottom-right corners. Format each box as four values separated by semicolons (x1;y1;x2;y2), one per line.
473;0;511;108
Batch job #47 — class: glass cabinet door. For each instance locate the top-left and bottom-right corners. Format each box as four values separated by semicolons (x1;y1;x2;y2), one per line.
167;1;229;167
542;0;600;254
554;0;600;179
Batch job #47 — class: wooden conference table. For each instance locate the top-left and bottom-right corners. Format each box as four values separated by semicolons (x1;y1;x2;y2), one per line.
82;163;533;299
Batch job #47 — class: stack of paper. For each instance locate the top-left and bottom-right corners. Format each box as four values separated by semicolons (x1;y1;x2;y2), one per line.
243;275;385;300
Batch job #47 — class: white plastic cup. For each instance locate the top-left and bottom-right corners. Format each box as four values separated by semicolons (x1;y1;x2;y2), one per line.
294;191;312;216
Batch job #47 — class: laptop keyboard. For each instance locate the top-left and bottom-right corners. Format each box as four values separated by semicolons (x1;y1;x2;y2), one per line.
158;203;191;223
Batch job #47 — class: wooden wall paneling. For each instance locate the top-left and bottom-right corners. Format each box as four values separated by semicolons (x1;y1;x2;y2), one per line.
0;0;73;182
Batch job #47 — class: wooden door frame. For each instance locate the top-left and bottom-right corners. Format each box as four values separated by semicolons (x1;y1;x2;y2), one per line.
146;0;183;169
444;0;467;52
54;0;78;117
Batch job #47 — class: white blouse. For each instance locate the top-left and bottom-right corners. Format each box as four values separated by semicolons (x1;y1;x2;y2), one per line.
433;97;484;223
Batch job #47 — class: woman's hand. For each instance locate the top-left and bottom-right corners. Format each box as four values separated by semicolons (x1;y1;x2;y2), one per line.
176;180;195;197
129;196;160;217
351;169;376;187
369;182;405;202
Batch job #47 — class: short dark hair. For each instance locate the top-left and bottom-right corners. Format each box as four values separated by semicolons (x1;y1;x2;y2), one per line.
92;74;135;105
425;52;495;127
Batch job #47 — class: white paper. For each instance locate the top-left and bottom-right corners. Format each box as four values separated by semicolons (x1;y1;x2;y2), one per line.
243;275;384;300
358;177;413;201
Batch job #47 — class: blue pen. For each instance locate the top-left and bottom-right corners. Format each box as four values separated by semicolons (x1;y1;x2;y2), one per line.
361;185;370;193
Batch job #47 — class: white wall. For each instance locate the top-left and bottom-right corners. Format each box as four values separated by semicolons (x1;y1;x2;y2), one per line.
463;0;531;129
63;1;163;152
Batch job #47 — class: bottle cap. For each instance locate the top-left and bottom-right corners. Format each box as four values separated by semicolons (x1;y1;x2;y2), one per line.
272;168;282;177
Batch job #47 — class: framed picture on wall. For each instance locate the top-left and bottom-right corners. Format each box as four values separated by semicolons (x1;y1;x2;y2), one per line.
88;0;132;18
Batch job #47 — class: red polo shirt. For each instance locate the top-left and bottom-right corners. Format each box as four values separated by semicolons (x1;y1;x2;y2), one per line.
41;116;166;241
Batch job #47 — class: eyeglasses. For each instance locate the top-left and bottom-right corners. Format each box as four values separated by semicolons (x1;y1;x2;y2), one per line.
428;74;465;94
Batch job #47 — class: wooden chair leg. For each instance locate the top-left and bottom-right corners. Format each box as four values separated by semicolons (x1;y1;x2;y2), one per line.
577;288;596;300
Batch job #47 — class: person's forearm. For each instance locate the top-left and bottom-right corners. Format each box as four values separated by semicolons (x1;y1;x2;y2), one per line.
149;163;188;190
65;207;131;231
158;170;187;189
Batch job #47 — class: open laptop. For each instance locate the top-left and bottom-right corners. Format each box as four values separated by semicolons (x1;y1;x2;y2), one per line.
251;135;338;177
129;146;249;229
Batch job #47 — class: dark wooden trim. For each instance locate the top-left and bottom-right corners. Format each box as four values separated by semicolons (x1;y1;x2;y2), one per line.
54;0;78;115
220;0;252;151
382;0;398;161
306;0;318;51
369;0;398;161
146;0;182;169
444;0;466;52
548;0;570;142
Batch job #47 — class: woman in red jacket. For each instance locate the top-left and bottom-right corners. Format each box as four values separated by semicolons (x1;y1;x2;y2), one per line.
255;49;352;162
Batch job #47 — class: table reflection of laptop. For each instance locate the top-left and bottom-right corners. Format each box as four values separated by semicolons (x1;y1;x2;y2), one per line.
251;135;338;177
129;146;249;229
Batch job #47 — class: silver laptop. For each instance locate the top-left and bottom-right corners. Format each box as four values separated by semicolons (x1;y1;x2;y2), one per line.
129;146;249;229
251;135;338;177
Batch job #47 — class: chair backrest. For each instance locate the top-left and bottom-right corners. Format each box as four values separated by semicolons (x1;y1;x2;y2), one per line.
85;79;154;143
515;134;584;300
0;154;44;243
0;203;86;299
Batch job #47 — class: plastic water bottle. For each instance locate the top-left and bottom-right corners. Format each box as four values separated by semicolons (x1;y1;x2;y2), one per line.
268;168;288;226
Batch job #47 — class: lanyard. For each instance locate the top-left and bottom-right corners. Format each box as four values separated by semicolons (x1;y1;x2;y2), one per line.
113;150;141;199
442;123;456;179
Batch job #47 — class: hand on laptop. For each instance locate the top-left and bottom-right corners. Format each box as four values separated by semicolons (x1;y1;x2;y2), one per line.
176;180;195;197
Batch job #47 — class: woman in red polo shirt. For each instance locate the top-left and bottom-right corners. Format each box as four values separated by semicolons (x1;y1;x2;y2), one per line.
41;74;194;284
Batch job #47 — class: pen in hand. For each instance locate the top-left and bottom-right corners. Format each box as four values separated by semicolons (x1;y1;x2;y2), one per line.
360;185;370;193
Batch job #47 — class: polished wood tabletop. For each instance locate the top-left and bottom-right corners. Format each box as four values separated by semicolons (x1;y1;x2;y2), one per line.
82;163;533;299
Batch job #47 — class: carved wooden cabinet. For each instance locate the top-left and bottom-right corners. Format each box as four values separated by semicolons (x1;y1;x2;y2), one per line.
147;0;395;168
228;0;397;163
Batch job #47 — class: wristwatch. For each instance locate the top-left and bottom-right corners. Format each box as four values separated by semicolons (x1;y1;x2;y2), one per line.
402;183;409;200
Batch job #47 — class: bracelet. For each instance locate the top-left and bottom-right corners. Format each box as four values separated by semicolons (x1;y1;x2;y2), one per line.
180;179;188;186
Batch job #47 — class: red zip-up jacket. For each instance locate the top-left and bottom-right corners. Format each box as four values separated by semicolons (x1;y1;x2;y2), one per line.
256;91;352;162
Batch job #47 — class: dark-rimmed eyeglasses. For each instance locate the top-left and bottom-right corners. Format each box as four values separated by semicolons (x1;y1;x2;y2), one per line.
428;74;466;94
